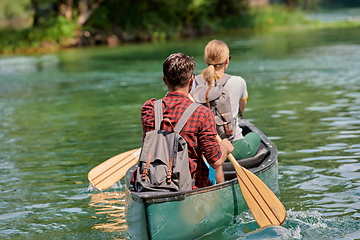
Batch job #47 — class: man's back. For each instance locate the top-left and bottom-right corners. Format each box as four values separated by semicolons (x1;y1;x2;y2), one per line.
141;92;222;188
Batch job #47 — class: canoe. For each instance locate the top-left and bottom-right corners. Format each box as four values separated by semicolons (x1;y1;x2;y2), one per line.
125;119;279;240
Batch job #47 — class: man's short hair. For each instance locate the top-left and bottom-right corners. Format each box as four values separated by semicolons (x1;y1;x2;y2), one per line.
163;53;195;88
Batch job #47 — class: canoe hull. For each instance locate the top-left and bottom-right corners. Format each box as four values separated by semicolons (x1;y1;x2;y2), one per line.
126;163;278;240
125;119;279;240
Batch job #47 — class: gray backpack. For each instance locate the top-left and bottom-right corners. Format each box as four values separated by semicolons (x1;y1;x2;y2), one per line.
134;99;200;192
192;74;236;141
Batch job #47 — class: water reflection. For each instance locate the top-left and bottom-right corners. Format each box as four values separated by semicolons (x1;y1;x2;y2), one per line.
0;55;59;74
89;191;128;234
307;7;360;23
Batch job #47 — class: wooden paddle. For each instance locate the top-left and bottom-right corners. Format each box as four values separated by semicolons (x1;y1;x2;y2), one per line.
188;94;286;227
88;148;141;190
216;135;286;227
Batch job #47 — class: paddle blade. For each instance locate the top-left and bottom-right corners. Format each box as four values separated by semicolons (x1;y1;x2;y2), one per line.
88;148;141;190
232;159;286;228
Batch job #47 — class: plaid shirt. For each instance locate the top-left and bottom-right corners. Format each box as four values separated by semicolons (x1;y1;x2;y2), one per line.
141;92;222;188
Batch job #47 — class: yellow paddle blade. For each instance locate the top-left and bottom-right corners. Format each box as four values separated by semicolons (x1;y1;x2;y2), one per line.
88;148;141;190
230;155;286;228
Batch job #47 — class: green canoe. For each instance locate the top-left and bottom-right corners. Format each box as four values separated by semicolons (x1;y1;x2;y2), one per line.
125;119;279;240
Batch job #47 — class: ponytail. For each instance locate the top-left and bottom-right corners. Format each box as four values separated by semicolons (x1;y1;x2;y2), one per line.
201;65;215;86
202;39;229;86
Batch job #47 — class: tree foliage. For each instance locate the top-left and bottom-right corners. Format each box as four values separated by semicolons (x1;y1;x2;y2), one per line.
0;0;359;54
29;0;104;27
0;0;32;27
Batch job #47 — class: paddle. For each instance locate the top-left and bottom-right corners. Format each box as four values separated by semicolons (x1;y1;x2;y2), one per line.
88;148;141;190
188;94;286;227
217;135;286;227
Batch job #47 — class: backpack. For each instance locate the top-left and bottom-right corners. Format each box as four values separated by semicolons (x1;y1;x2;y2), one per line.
134;99;200;192
192;74;236;141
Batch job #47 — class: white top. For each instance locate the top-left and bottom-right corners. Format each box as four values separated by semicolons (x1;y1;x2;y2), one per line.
191;75;248;141
223;75;248;141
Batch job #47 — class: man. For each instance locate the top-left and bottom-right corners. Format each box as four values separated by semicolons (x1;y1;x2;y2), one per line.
133;53;233;189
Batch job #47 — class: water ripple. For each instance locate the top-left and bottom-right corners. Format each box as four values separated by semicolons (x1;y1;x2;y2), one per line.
0;211;34;220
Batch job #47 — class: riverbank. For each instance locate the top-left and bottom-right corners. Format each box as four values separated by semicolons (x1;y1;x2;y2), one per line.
0;5;359;55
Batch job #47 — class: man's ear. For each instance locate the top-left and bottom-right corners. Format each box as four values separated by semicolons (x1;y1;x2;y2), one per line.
162;76;168;85
188;78;194;92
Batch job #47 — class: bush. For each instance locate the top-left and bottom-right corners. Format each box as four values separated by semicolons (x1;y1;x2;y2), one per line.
0;16;78;54
249;5;312;30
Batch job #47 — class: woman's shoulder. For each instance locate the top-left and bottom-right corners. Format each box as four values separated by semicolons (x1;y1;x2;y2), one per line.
228;75;245;82
226;75;246;88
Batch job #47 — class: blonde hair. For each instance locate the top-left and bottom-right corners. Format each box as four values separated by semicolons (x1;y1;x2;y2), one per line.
201;40;229;86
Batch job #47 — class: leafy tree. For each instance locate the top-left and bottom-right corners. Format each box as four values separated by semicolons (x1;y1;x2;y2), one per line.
0;0;31;27
30;0;104;27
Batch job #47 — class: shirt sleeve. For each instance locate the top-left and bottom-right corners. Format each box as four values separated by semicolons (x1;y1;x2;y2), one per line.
239;78;248;101
141;98;156;139
197;106;222;165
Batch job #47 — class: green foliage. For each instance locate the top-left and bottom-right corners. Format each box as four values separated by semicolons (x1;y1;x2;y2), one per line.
249;5;312;30
86;0;194;37
44;16;78;41
0;0;30;18
1;0;360;54
0;0;31;27
0;16;78;54
85;0;249;40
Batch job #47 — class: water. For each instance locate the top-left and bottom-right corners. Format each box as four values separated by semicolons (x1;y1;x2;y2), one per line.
1;12;360;240
307;7;360;22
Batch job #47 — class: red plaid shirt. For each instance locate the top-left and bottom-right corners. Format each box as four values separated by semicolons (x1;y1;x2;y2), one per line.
141;92;222;188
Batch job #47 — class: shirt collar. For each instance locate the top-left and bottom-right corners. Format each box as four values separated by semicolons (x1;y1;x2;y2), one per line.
165;91;188;98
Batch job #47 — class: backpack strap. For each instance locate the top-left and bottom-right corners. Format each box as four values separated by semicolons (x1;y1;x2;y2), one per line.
194;75;206;86
195;74;231;87
217;73;232;86
174;103;200;133
154;99;163;130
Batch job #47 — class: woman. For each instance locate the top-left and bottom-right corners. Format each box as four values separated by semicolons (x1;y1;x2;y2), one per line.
191;39;260;160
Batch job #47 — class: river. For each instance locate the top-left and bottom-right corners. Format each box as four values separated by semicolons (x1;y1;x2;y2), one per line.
1;9;360;240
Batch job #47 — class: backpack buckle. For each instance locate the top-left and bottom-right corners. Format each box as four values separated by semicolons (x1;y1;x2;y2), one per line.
141;167;150;180
141;154;152;180
166;170;172;183
223;122;233;136
166;158;174;183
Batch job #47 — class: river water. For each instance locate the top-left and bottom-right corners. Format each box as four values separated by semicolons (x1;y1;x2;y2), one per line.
1;11;360;240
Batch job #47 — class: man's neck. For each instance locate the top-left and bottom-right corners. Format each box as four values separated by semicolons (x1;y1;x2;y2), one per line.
168;87;189;96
